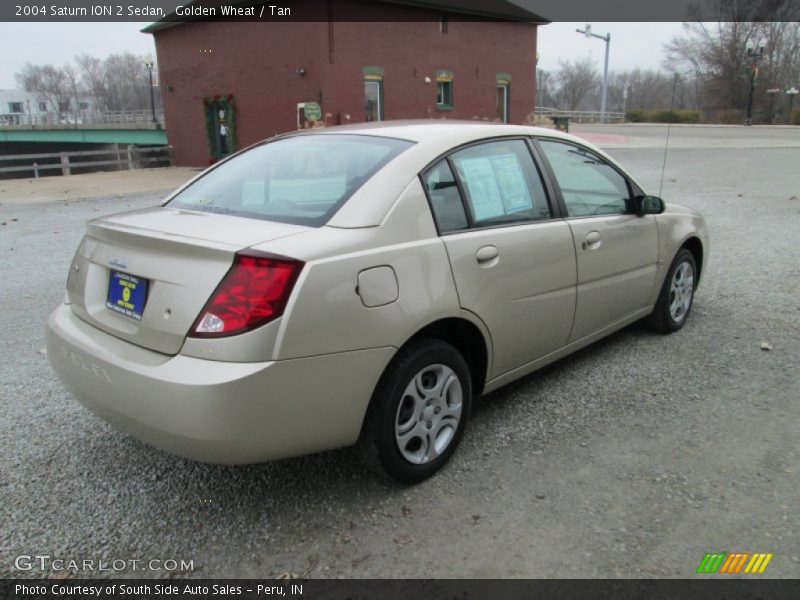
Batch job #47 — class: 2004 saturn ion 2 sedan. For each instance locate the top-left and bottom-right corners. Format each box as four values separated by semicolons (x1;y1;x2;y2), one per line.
47;122;708;482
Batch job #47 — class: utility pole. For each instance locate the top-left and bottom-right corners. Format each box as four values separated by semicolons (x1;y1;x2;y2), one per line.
576;24;611;124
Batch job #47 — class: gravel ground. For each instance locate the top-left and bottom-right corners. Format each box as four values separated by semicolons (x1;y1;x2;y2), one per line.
1;136;798;579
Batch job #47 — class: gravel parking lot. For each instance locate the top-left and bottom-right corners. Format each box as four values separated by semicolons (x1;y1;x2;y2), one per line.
1;125;798;579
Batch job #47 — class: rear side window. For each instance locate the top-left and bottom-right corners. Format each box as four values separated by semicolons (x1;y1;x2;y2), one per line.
423;160;469;233
168;134;413;226
450;140;551;226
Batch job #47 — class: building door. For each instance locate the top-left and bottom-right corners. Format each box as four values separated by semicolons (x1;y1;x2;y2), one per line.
496;84;509;123
365;80;383;122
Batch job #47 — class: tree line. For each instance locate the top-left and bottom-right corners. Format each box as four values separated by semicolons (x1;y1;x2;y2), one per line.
537;11;800;124
15;52;162;115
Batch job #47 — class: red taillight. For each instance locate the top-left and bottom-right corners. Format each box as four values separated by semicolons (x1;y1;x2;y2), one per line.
190;251;304;338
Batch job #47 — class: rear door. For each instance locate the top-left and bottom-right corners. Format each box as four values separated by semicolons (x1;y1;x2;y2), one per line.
423;138;577;379
535;138;658;341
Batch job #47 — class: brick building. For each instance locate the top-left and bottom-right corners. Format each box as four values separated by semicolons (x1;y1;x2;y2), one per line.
145;0;546;166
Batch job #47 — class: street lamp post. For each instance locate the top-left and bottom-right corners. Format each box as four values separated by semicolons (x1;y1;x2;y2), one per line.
745;39;766;126
576;24;611;124
144;56;159;129
787;87;799;124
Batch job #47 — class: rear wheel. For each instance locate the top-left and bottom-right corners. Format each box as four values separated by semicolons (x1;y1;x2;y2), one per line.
357;339;472;483
647;248;697;333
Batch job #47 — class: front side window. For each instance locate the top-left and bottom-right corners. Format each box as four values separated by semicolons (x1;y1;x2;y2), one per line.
168;134;413;226
423;160;468;233
450;139;551;226
537;140;632;217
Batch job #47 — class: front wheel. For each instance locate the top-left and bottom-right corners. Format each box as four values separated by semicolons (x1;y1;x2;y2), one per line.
646;248;697;333
357;339;472;483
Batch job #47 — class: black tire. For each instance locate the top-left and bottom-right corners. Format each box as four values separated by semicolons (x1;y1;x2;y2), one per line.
357;338;472;484
646;248;697;333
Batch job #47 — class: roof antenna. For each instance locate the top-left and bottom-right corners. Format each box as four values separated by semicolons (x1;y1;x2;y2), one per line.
658;73;679;197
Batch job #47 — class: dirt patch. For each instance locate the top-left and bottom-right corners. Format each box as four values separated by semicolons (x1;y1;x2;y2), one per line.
0;167;199;205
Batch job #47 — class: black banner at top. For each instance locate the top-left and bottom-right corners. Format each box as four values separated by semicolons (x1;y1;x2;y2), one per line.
3;0;800;23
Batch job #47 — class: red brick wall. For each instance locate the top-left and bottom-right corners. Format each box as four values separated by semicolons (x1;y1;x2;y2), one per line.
153;4;538;166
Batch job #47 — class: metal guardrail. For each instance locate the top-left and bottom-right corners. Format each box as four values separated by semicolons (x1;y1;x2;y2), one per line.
0;144;172;178
0;110;165;128
535;106;625;124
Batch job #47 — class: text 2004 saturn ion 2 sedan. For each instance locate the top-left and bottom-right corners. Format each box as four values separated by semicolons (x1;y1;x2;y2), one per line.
47;122;708;482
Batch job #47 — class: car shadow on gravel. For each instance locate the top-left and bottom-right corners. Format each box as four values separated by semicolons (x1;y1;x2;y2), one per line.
471;321;659;419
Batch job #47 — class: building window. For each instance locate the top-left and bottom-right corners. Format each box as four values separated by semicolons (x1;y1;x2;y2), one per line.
58;100;70;112
8;102;23;113
38;102;47;112
78;102;89;110
496;73;511;123
436;70;453;109
363;66;384;122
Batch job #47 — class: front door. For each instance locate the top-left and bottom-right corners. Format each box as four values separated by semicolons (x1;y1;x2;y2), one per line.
536;139;658;341
423;139;577;378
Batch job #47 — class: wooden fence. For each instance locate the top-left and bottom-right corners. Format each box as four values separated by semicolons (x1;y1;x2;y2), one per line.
0;145;172;178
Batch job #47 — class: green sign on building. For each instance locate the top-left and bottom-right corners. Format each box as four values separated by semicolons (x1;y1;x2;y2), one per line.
304;102;322;121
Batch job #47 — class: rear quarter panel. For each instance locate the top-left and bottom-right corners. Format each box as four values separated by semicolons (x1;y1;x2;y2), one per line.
261;178;468;361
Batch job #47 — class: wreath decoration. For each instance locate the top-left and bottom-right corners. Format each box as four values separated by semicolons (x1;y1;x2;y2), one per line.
202;94;237;162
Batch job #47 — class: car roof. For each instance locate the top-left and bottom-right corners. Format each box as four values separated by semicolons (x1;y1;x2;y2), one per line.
304;119;579;144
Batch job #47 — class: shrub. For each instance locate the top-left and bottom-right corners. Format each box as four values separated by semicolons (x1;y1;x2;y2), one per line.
651;109;701;123
711;109;745;124
791;109;800;125
626;109;700;124
625;109;647;123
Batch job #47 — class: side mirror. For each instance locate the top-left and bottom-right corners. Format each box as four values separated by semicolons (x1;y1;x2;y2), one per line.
635;195;665;216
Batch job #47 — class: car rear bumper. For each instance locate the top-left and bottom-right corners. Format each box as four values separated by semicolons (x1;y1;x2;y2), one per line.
46;304;394;464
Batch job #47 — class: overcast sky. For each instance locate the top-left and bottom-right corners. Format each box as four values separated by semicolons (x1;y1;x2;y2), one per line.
0;21;686;90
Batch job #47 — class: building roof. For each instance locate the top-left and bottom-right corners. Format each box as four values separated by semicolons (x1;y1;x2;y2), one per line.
142;0;547;33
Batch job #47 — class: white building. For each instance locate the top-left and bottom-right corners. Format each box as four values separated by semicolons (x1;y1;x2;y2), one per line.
1;88;96;126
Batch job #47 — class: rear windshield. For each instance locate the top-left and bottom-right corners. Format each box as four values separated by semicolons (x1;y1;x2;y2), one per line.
167;134;413;226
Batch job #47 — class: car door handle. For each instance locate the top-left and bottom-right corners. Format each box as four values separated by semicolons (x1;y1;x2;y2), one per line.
582;231;602;250
476;245;499;263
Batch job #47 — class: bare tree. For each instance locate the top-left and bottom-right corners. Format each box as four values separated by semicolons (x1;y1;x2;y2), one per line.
554;58;599;111
15;64;68;114
102;52;153;111
16;52;161;116
663;0;800;121
75;54;108;112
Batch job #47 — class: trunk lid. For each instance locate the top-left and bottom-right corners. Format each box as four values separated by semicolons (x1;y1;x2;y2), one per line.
66;207;310;355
